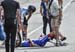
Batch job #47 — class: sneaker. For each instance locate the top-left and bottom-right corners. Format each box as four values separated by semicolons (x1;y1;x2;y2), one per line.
61;37;66;41
55;43;60;46
55;41;67;46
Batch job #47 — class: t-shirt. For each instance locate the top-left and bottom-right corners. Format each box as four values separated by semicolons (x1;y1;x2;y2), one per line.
49;0;60;16
20;7;29;22
1;0;20;19
41;0;60;17
40;1;47;16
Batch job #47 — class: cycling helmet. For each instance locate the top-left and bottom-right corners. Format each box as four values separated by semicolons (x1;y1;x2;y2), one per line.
28;5;36;12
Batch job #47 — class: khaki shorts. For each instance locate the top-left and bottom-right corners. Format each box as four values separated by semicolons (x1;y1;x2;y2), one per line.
51;16;60;29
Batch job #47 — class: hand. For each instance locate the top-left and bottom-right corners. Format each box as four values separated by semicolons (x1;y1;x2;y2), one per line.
40;13;44;16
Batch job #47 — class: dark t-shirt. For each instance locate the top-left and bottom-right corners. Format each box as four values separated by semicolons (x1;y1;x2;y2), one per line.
40;1;47;16
1;0;20;19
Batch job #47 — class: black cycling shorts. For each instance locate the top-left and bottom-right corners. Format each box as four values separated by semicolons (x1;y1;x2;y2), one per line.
23;17;28;26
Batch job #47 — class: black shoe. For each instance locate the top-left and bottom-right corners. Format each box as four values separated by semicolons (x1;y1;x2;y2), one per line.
61;37;66;41
55;43;60;46
55;41;67;46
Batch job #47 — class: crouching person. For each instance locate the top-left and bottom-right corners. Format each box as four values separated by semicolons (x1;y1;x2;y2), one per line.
20;5;36;40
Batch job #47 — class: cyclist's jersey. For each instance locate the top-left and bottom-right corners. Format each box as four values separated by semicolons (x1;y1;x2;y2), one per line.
20;7;29;22
21;35;50;47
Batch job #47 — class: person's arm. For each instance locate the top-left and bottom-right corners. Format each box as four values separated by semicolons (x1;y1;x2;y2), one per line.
40;6;43;16
0;6;1;17
59;8;62;18
40;2;43;16
54;0;62;24
16;9;21;25
58;0;63;21
58;0;63;8
0;3;4;20
26;11;32;22
16;2;21;26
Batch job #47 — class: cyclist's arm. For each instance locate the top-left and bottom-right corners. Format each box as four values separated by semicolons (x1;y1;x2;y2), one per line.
26;11;32;22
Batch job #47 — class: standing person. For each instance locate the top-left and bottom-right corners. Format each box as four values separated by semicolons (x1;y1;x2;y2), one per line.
20;5;36;40
47;0;66;46
39;0;66;46
0;0;21;52
48;0;66;42
40;0;52;35
48;0;60;46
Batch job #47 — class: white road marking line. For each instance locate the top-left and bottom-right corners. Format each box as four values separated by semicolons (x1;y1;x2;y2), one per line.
28;25;43;35
63;0;73;11
28;0;73;36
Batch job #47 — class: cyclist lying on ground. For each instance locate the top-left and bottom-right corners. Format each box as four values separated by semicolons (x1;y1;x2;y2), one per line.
16;34;55;47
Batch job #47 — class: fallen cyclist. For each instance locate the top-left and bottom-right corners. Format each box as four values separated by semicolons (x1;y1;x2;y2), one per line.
16;34;54;47
16;33;66;47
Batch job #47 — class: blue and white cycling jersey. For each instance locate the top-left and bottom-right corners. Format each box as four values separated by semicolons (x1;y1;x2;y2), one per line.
20;7;29;22
21;35;50;47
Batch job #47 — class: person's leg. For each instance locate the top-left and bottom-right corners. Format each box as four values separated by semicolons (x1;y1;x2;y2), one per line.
49;18;56;40
55;27;59;46
4;25;10;52
43;16;48;35
57;16;66;41
16;24;22;45
48;16;54;33
58;32;66;41
54;17;60;46
22;17;28;40
50;17;60;46
50;18;66;41
11;25;17;52
17;24;21;37
22;25;27;40
48;16;53;34
16;32;22;47
5;32;10;52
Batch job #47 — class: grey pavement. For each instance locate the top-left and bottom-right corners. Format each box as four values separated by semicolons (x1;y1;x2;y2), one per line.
0;0;75;52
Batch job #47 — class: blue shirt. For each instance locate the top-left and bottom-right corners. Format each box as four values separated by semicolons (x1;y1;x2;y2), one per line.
41;0;59;17
40;1;47;16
